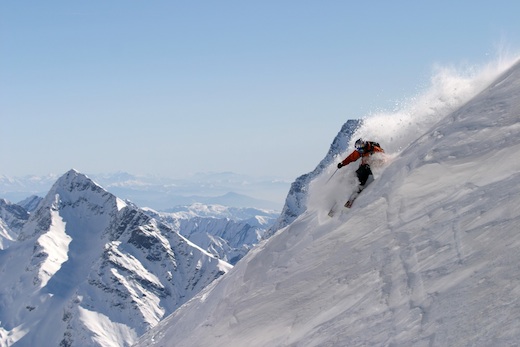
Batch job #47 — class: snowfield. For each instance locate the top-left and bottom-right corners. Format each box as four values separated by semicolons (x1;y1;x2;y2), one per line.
135;56;520;347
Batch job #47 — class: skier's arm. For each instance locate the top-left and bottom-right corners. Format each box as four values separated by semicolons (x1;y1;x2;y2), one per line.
338;150;360;168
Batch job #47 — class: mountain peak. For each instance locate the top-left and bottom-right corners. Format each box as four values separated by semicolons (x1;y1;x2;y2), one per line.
55;169;99;189
49;169;126;209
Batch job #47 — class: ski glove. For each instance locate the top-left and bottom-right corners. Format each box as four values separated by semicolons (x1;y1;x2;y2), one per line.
337;163;343;169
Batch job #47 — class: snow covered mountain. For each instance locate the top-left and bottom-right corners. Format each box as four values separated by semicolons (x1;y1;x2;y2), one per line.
0;170;232;347
178;216;269;264
16;195;43;212
135;57;520;347
0;199;29;250
146;205;278;265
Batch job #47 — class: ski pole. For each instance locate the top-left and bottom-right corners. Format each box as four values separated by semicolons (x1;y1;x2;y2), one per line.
326;168;339;184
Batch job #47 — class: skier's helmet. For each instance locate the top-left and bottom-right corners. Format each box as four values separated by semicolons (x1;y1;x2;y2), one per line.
355;138;365;153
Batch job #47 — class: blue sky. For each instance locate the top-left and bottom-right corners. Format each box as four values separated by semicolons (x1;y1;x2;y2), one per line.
1;1;519;180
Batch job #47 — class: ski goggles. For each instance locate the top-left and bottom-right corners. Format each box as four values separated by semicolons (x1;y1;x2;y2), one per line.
355;144;365;153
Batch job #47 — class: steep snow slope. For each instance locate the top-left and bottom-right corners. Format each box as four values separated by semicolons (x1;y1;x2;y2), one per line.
0;170;231;347
269;58;515;238
135;58;520;347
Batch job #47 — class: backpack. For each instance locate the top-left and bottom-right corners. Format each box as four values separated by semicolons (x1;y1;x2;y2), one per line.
366;141;380;153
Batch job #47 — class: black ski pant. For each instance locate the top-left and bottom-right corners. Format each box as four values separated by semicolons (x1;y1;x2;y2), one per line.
356;164;373;186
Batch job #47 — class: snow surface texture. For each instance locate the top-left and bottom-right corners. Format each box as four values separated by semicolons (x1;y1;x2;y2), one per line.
136;57;520;346
0;170;232;347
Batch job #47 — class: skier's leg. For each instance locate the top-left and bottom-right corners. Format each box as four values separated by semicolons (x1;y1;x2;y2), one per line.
362;174;374;189
346;166;374;208
356;164;372;186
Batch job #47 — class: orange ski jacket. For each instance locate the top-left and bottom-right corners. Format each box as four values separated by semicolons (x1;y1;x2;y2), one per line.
340;142;384;167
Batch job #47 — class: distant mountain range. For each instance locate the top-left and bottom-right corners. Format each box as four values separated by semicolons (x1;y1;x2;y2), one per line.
146;204;278;265
0;172;288;211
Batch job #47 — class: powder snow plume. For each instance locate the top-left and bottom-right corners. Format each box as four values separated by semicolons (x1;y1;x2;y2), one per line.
308;52;520;219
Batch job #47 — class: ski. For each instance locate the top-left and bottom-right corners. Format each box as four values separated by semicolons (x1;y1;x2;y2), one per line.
328;188;362;216
327;202;337;217
344;190;361;208
330;175;374;215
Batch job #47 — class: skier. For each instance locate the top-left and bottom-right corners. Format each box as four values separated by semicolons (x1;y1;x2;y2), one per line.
337;138;384;207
